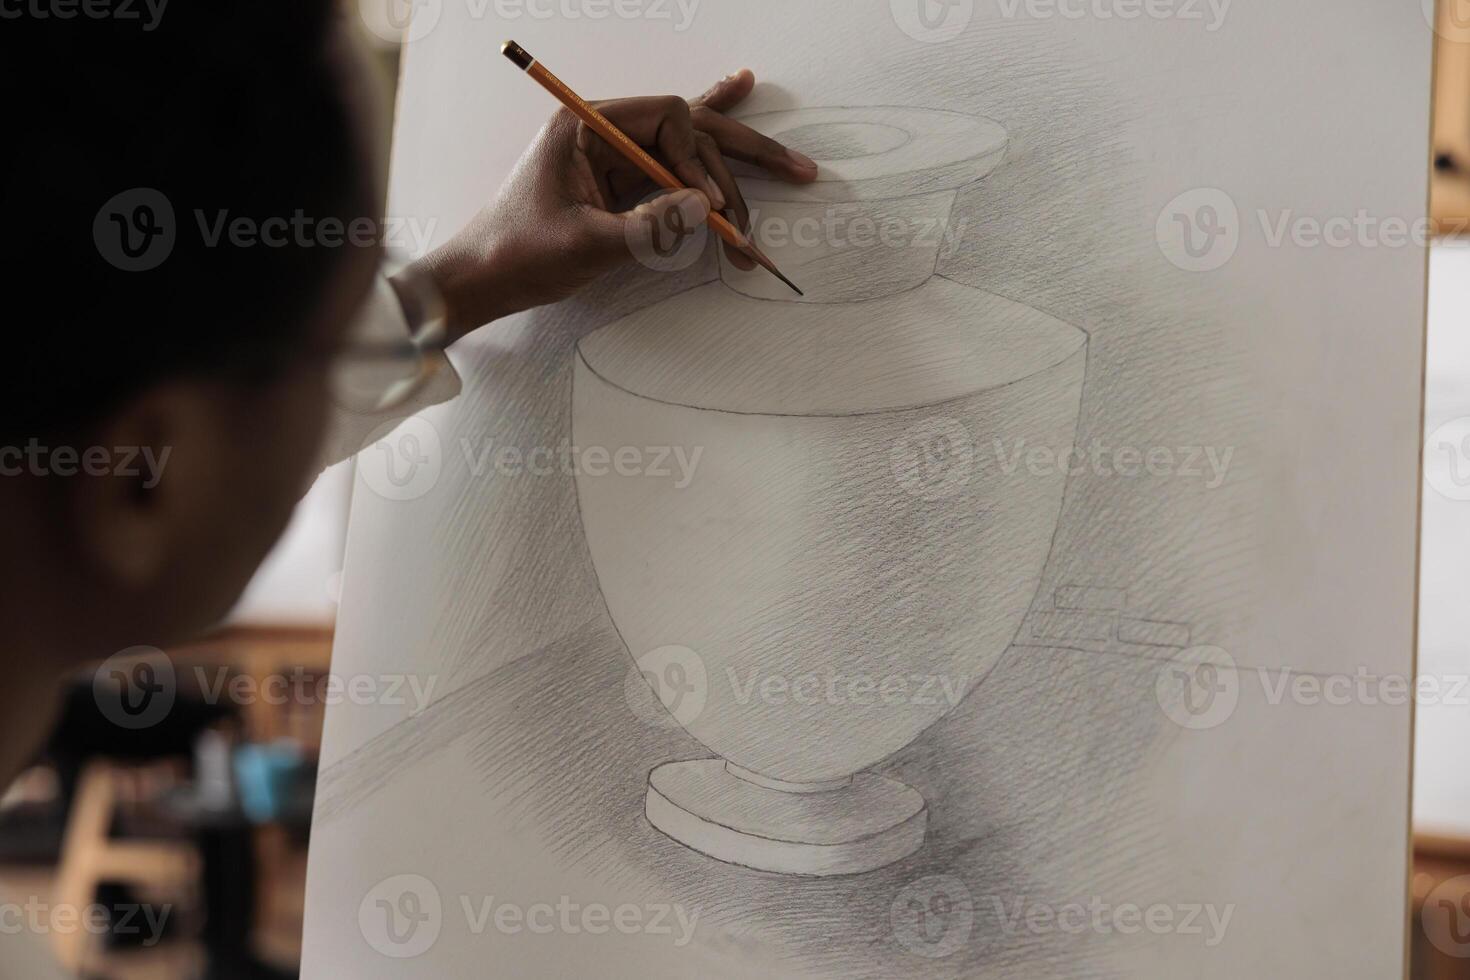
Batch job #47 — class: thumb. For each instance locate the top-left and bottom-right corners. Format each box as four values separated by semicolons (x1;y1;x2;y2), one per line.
585;188;711;272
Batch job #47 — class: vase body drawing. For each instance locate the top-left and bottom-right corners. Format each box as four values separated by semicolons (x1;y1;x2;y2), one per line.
573;107;1087;875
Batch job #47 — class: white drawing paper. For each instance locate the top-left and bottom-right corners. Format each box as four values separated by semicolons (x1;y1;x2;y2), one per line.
304;3;1430;976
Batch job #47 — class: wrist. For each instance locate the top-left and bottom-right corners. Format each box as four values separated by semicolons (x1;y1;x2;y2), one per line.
409;238;515;344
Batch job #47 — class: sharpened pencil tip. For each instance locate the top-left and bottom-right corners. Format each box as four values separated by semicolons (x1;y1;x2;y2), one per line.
740;240;804;297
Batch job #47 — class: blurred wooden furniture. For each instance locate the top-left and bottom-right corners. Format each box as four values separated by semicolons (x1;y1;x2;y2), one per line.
166;625;332;972
167;625;333;752
51;762;199;972
1415;833;1470;979
40;625;333;976
1433;0;1470;233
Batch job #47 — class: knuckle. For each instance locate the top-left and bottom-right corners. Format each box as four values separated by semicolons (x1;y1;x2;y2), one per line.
758;135;788;160
566;216;605;255
555;109;589;146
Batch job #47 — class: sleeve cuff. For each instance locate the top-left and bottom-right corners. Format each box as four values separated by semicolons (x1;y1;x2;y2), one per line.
312;274;462;476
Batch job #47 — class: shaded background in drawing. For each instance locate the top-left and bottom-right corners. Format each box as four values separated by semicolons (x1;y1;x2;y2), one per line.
303;3;1425;977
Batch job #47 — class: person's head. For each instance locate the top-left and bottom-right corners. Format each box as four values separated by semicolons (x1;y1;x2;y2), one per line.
0;2;382;664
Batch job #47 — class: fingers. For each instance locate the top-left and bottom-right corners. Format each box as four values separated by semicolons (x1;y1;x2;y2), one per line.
691;68;756;113
579;188;711;270
694;132;755;270
575;73;818;256
691;105;819;184
592;96;726;210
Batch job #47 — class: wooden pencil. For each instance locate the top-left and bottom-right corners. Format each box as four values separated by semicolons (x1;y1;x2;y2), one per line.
500;39;803;296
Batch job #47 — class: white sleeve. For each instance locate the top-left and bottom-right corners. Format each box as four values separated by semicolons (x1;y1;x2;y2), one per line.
313;274;462;475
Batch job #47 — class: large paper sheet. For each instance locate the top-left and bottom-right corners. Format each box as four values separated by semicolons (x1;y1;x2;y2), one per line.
304;3;1430;975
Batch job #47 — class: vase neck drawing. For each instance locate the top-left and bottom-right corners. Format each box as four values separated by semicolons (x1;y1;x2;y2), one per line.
714;107;1009;303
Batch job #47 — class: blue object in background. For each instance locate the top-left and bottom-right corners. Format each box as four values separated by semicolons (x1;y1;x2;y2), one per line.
233;739;304;823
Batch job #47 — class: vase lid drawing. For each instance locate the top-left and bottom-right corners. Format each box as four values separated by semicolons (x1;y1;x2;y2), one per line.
729;106;1009;203
710;107;1010;303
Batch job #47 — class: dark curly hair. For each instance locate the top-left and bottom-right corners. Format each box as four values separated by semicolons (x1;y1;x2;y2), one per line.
1;0;376;440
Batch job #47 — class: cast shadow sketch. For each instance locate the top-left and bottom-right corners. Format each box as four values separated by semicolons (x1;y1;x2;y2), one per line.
305;7;1428;975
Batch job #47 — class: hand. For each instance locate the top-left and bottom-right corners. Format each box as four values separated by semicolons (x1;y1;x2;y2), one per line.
413;69;819;339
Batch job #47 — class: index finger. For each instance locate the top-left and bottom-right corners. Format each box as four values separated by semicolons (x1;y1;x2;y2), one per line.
691;69;756;113
690;70;819;184
591;96;726;207
691;106;818;184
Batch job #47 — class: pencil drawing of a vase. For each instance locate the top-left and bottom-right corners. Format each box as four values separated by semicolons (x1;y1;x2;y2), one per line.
572;107;1088;875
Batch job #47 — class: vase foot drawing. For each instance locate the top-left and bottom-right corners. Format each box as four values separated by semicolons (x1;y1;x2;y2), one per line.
644;759;927;876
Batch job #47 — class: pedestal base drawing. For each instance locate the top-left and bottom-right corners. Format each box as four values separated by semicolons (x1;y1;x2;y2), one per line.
644;759;927;876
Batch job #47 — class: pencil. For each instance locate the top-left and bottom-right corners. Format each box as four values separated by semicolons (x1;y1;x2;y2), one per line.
500;39;803;296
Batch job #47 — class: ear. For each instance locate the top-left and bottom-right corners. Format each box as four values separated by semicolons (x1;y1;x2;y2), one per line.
67;380;225;589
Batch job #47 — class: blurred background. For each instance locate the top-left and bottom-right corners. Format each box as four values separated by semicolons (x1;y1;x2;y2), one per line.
1412;5;1470;974
4;3;1470;978
0;16;396;979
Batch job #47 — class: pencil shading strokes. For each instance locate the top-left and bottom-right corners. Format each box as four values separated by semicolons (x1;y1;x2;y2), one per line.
304;5;1425;977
